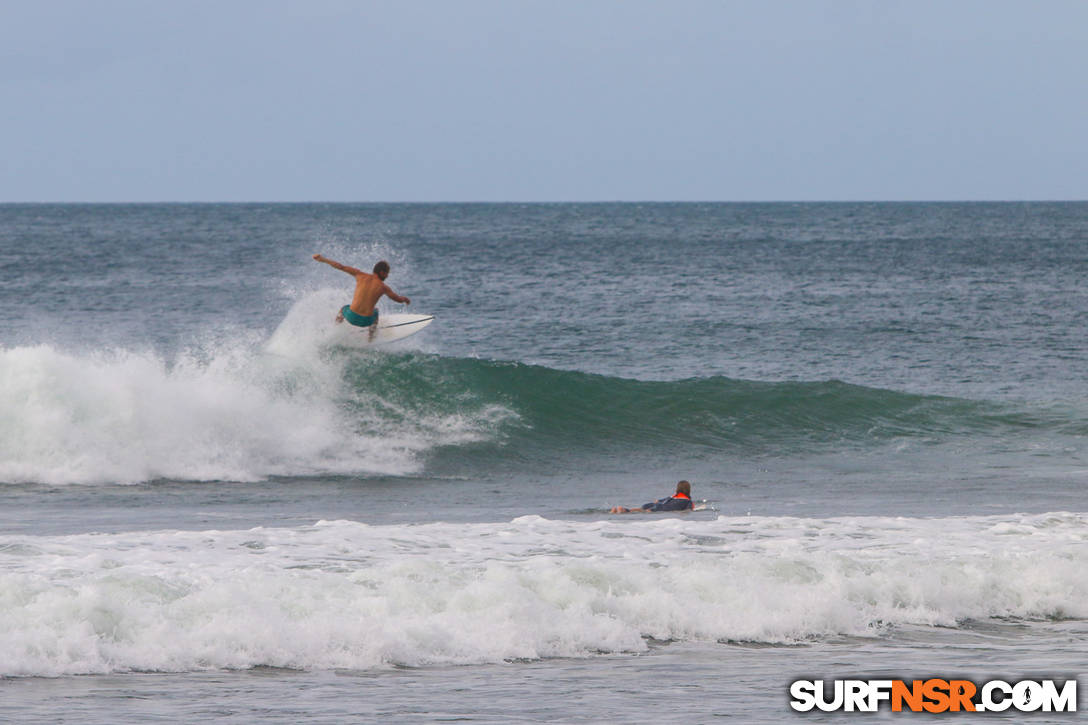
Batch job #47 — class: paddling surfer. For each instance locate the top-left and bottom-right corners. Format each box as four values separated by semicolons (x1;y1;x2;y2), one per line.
610;480;695;513
312;255;411;338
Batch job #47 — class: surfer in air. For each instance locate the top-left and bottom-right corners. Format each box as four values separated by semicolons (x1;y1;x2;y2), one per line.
313;254;411;338
610;480;695;513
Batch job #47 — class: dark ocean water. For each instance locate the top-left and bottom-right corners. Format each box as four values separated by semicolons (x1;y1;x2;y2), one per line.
1;203;1085;722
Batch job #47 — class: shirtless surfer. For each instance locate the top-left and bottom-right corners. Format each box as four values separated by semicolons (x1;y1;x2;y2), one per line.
312;254;411;338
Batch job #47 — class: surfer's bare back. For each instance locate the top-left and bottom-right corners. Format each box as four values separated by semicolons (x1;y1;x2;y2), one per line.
312;254;411;330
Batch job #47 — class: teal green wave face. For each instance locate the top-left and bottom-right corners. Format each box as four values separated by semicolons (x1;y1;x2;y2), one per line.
336;351;1057;461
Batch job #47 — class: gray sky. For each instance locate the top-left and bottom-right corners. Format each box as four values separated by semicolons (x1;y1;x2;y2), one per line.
3;0;1086;202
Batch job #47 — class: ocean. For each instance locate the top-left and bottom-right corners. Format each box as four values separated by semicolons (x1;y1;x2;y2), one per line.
0;202;1085;722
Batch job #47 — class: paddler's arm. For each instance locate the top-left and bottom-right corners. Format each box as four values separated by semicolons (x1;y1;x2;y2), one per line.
312;254;362;275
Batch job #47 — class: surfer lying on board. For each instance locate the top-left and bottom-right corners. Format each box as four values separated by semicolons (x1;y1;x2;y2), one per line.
610;480;694;514
312;255;411;337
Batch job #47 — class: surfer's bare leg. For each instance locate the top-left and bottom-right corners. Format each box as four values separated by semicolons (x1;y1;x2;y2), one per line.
368;323;377;341
335;310;344;323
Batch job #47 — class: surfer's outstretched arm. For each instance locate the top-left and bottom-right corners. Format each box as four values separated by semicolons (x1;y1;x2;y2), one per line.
313;254;362;276
383;284;411;305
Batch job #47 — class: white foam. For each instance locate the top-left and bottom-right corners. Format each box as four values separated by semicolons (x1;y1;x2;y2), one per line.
1;512;1084;676
0;296;501;484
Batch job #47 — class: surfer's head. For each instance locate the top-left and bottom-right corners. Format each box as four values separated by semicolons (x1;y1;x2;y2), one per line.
675;480;691;496
373;260;390;280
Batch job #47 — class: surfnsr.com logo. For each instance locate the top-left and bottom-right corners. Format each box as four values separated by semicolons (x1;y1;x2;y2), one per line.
789;678;1078;713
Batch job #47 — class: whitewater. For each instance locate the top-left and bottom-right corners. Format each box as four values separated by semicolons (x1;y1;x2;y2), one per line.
4;513;1086;678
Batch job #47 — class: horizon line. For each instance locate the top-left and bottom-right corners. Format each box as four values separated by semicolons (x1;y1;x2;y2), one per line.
3;199;1087;205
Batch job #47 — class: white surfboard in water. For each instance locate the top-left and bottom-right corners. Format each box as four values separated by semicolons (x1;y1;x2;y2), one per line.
329;313;435;347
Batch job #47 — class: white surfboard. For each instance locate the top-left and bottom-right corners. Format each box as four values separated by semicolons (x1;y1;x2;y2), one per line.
330;312;434;347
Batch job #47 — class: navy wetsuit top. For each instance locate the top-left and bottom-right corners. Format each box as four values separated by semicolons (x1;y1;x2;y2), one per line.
641;494;694;512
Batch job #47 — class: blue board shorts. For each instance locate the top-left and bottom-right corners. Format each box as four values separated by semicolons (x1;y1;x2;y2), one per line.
341;305;379;328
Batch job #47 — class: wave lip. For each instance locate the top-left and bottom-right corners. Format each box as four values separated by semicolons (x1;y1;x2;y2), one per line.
1;512;1084;676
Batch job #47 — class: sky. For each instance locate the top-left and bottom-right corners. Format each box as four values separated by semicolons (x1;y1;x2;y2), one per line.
2;0;1087;202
